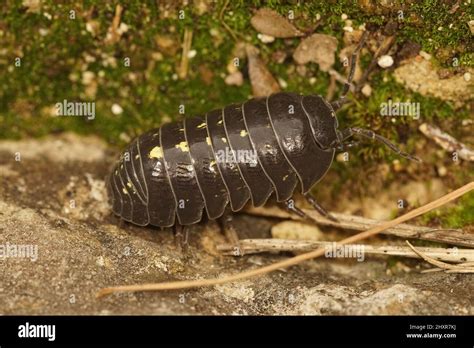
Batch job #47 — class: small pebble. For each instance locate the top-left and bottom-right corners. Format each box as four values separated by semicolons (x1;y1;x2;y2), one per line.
419;51;432;60
437;165;447;177
343;26;354;32
278;77;288;89
81;71;95;85
224;71;243;86
117;23;128;35
257;33;275;43
336;152;349;162
227;60;238;74
309;77;317;85
469;20;474;35
341;14;348;20
463;72;471;82
377;55;394;68
392;159;402;172
361;84;372;97
187;49;197;59
111;103;123;115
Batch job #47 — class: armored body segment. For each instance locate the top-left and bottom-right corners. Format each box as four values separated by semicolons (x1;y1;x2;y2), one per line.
242;97;298;202
185;116;230;220
222;103;274;207
138;129;176;227
206;109;251;211
160;121;205;225
115;160;133;222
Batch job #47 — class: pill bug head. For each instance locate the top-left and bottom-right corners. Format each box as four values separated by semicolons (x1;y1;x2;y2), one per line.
314;31;368;151
307;97;341;151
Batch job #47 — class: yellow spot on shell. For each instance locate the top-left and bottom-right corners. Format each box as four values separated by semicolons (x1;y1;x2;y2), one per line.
175;141;189;152
283;174;289;181
149;146;163;159
210;160;216;166
135;154;140;160
206;137;212;146
217;120;223;125
240;130;247;137
122;188;128;194
126;182;132;188
197;123;206;129
221;137;227;143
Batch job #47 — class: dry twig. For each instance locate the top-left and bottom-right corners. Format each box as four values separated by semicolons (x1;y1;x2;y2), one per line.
217;238;474;264
419;123;474;161
178;28;193;80
244;206;474;248
97;182;473;297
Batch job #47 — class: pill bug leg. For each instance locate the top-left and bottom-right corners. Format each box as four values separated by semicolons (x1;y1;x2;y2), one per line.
279;198;319;225
174;224;190;255
219;211;243;256
304;192;338;222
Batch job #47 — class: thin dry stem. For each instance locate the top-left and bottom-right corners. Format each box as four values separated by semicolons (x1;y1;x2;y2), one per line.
244;206;473;248
406;241;474;273
97;182;473;297
218;238;474;263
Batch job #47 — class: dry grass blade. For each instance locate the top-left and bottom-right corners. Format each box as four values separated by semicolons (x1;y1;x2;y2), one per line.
406;241;474;273
178;28;193;80
104;4;123;45
97;182;473;297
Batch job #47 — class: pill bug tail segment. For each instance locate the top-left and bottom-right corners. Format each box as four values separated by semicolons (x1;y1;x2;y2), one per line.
338;127;422;163
330;30;369;111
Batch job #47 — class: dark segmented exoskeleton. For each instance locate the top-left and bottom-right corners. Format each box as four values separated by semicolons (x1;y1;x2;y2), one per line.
107;32;420;241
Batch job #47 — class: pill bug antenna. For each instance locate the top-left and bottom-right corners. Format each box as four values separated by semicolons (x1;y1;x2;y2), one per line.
339;127;422;163
331;31;369;111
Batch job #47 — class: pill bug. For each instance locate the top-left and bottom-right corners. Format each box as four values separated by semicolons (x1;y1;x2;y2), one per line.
107;33;420;233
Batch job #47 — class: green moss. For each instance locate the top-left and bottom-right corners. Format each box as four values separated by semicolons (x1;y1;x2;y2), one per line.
423;193;474;229
0;1;472;225
1;0;471;144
